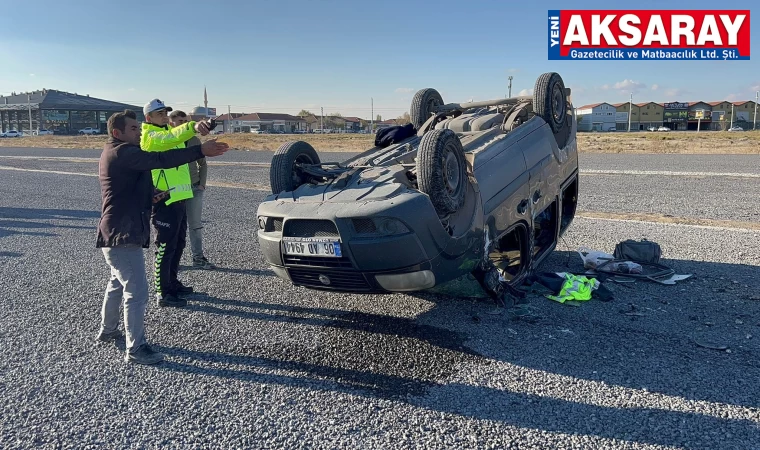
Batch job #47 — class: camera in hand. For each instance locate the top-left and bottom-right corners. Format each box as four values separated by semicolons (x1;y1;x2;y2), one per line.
206;118;217;130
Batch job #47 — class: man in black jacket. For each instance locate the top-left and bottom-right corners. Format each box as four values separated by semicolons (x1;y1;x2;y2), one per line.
96;109;228;365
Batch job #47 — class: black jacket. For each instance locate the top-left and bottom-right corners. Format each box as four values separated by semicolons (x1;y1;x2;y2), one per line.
96;137;206;248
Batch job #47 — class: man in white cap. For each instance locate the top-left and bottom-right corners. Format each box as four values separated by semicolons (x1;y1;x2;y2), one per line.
141;98;213;308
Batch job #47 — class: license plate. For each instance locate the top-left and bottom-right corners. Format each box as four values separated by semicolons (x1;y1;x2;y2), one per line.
283;237;342;258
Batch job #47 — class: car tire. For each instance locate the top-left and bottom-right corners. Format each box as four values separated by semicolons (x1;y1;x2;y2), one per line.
270;140;320;194
410;88;444;130
417;128;468;217
533;72;570;148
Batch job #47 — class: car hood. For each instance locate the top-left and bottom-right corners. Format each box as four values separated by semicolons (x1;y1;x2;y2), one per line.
276;166;410;204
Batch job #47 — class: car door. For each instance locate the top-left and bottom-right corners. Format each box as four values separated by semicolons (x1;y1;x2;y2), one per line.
471;135;530;240
520;121;562;263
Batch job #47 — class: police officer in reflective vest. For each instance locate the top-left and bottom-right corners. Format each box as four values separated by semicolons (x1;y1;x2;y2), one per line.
141;99;212;307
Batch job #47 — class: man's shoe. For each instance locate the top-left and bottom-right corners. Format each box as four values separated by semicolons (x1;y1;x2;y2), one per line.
193;257;217;270
173;281;194;294
157;293;187;308
96;329;123;342
125;344;164;365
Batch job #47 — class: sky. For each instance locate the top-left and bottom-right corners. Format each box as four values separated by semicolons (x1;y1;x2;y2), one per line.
0;0;757;118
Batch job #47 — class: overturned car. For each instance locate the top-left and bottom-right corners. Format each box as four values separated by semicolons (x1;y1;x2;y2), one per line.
256;72;579;300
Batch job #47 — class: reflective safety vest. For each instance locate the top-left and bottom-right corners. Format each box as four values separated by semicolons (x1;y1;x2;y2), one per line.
140;121;198;205
545;273;600;304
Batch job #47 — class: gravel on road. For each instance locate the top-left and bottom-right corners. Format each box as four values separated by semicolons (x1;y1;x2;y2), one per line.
1;152;759;449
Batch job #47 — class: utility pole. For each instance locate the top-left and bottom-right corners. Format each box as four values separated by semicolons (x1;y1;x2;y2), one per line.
370;98;373;133
754;91;758;130
730;103;735;128
321;107;324;132
227;104;231;133
508;76;513;98
27;94;33;134
627;92;632;132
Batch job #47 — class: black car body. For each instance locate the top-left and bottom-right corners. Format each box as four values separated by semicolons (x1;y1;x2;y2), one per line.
257;72;579;295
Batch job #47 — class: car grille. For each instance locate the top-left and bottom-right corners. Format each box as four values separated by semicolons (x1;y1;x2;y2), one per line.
283;219;339;238
288;268;373;291
283;255;353;268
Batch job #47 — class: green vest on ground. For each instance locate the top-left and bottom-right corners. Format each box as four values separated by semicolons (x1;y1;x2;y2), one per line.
140;121;197;205
545;273;600;303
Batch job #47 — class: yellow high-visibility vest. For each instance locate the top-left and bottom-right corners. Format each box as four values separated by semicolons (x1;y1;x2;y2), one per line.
140;121;197;205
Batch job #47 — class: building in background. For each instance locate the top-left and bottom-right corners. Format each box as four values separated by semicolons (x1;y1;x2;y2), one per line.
687;102;712;131
575;103;616;131
662;101;689;131
613;102;640;131
214;113;246;133
235;113;306;133
635;102;664;130
0;90;141;134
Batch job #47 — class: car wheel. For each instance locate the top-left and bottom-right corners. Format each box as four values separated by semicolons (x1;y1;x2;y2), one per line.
270;141;320;194
533;72;570;148
417;128;468;217
410;88;444;130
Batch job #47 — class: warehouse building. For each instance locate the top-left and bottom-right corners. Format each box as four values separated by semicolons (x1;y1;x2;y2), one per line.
590;99;757;132
0;89;141;135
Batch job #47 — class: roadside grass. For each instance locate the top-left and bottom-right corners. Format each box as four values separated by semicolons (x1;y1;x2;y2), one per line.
2;130;759;154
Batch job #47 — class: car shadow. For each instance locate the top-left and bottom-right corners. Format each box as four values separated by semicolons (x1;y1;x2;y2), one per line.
154;250;759;447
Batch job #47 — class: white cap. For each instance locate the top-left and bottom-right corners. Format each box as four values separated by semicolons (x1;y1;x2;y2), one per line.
143;98;173;116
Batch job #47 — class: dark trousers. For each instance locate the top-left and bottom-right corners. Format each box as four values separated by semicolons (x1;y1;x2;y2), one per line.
151;200;187;297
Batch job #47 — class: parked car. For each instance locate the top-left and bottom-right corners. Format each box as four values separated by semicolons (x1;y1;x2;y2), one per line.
728;126;744;131
33;129;54;136
78;127;99;135
256;72;579;301
657;126;670;132
1;130;23;138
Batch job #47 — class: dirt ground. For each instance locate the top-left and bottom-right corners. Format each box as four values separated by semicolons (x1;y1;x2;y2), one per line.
2;130;759;154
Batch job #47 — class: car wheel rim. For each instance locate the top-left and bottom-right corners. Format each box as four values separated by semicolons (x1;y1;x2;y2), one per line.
552;83;565;124
292;153;313;184
444;148;460;195
427;98;440;114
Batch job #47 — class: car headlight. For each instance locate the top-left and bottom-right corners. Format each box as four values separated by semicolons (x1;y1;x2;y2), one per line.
352;217;410;236
258;216;283;232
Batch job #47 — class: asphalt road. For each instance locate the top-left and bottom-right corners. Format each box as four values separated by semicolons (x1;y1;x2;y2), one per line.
1;147;759;449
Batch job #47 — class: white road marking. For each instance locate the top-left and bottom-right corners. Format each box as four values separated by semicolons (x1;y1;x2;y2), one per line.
0;155;269;167
2;164;757;231
0;165;97;177
576;215;759;233
0;165;268;190
583;169;760;178
1;155;758;177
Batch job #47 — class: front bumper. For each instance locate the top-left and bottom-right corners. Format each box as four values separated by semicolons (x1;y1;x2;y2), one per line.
256;191;483;293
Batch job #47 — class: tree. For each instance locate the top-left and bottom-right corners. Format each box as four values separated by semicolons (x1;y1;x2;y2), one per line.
395;111;411;125
332;112;343;118
297;109;313;117
376;114;382;122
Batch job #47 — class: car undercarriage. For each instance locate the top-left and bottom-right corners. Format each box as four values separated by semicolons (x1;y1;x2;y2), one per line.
257;72;579;304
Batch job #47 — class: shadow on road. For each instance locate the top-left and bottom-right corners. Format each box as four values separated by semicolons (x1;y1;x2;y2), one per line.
0;207;100;221
178;265;276;277
155;250;760;447
0;207;98;239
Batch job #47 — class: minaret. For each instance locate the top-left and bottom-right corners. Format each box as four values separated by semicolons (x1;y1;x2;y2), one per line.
203;86;208;116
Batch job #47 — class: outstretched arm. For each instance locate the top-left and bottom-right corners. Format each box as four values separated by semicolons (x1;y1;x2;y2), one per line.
119;144;204;171
140;121;197;151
